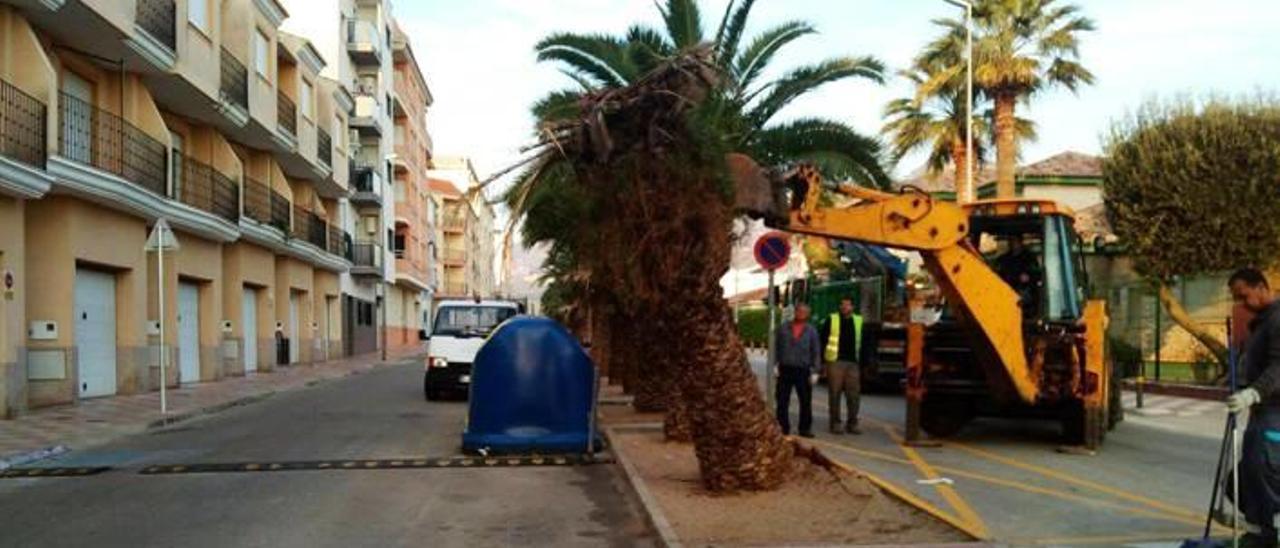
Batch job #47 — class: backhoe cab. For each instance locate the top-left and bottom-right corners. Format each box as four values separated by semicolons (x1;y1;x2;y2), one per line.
749;165;1119;449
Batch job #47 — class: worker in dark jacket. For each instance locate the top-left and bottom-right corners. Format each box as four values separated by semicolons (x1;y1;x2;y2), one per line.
1225;268;1280;548
773;304;821;438
819;297;864;435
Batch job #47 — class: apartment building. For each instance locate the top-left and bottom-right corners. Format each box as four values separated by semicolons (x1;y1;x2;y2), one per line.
427;177;467;298
0;0;434;417
425;156;496;300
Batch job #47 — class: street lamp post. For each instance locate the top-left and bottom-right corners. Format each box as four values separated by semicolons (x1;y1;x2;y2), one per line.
945;0;974;204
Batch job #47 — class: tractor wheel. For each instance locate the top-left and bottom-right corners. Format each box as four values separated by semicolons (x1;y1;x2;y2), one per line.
920;395;973;438
1063;401;1106;450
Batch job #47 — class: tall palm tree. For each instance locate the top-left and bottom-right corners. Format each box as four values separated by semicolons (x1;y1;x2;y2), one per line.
917;0;1094;198
506;0;890;492
883;68;990;196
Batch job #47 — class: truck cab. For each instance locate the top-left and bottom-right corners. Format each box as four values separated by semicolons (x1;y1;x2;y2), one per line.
424;300;520;400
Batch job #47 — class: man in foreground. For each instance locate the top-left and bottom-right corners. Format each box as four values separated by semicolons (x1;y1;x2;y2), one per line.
820;297;864;435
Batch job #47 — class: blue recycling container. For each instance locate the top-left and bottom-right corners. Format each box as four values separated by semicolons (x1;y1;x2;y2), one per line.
462;316;599;455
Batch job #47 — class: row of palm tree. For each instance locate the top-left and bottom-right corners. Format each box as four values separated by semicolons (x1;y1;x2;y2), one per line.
506;0;1095;493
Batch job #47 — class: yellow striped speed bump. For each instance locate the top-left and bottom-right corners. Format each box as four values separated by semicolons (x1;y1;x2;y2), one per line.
137;454;612;475
0;466;109;479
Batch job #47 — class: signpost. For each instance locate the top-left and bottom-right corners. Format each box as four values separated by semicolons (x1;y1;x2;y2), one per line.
145;219;180;415
753;232;790;410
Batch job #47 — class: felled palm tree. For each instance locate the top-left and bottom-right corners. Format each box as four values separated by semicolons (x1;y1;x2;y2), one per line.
916;0;1094;198
506;0;889;491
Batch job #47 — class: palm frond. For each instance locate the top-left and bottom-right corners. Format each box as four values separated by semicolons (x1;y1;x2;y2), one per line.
750;118;892;188
732;21;815;94
536;32;636;88
715;0;756;69
657;0;703;49
746;56;885;127
532;89;585;124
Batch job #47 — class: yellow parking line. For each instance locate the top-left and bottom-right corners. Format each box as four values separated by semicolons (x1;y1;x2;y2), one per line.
809;437;1211;530
884;426;991;539
945;440;1205;521
1009;532;1201;545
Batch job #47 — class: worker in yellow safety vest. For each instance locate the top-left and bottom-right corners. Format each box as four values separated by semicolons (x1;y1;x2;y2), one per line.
819;297;863;435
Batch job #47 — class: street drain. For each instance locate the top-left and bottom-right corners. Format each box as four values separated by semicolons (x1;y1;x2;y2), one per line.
0;467;110;479
139;454;613;475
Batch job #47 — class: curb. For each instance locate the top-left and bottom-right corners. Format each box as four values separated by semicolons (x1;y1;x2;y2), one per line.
146;391;278;430
603;425;683;548
0;445;70;471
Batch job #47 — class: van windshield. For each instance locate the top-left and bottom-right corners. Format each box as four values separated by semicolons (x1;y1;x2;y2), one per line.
433;306;516;337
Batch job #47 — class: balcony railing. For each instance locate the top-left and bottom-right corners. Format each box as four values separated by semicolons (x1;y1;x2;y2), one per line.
219;48;248;112
269;188;290;231
442;213;466;232
277;91;296;137
0;78;46;169
243;176;272;225
291;205;327;249
59;92;167;196
136;0;176;52
351;241;382;268
317;128;331;168
173;152;239;222
329;225;350;260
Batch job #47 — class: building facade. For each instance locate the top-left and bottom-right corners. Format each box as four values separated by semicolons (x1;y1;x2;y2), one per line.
0;0;435;417
427;156;496;300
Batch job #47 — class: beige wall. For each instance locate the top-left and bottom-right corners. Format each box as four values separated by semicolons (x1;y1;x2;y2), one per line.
244;9;280;132
313;270;340;360
174;0;220;101
172;231;224;383
275;257;314;364
0;197;25;417
222;241;277;374
25;197;149;408
0;7;58;154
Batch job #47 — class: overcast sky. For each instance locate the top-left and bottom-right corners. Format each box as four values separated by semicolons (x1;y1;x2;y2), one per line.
395;0;1279;195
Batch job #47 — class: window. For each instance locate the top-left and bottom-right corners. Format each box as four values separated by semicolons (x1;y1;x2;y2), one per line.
300;79;314;120
188;0;209;32
169;131;185;197
254;30;270;79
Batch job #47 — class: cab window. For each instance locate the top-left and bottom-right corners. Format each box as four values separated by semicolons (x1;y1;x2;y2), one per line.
432;306;516;337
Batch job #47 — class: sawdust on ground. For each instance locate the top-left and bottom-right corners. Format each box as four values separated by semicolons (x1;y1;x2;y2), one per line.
614;430;969;546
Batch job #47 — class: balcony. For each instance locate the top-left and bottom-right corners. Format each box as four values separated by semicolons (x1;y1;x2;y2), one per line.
243;176;273;226
1;78;47;170
443;247;465;266
219;48;249;114
136;0;177;53
291;205;328;249
317;128;332;169
350;92;381;136
350;241;383;277
277;91;297;140
329;225;351;260
173;152;240;222
58;92;167;197
350;165;382;207
346;19;382;66
442;213;466;234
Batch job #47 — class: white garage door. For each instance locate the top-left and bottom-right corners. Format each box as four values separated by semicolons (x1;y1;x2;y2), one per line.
288;292;299;364
242;287;257;373
75;269;117;398
178;282;200;383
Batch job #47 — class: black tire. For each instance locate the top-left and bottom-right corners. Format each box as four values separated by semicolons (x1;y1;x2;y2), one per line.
424;377;438;401
920;395;973;438
1063;401;1105;449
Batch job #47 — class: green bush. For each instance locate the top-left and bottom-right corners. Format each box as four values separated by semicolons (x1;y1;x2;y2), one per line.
736;307;779;347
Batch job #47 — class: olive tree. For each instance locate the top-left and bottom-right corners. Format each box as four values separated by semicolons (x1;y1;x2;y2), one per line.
1103;97;1280;370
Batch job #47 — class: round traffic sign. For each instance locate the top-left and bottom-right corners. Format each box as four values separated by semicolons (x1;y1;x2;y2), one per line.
753;232;791;271
2;270;12;290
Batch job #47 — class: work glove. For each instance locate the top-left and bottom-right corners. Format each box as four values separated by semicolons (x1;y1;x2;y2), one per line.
809;373;819;386
1227;388;1261;413
772;367;779;378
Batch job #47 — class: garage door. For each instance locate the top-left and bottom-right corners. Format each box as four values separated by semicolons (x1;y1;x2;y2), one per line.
242;287;257;373
288;292;299;364
75;269;117;398
178;282;200;384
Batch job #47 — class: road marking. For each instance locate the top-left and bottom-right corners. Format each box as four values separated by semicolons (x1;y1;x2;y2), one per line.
885;426;990;539
1008;531;1203;545
944;440;1205;521
809;437;1213;531
135;455;614;474
1;466;111;479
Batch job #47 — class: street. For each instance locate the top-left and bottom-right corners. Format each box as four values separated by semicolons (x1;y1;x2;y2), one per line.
750;354;1228;547
0;360;653;548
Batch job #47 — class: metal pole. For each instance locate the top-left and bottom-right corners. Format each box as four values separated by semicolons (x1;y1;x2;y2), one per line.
1154;293;1162;382
158;239;167;415
766;269;776;410
380;282;388;362
964;2;974;204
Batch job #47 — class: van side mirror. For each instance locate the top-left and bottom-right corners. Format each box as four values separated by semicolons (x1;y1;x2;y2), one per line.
418;329;429;341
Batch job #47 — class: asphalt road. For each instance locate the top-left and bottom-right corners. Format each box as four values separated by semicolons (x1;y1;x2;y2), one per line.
750;353;1231;547
0;360;654;548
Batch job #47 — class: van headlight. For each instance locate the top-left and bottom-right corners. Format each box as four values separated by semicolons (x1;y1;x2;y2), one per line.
429;357;449;369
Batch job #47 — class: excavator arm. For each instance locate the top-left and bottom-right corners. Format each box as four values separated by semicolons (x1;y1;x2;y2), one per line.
766;165;1039;404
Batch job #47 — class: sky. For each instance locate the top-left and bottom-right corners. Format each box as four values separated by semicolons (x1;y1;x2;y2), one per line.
396;0;1280;194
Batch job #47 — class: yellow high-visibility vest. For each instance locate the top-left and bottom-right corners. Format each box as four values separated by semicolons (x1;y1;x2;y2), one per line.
825;312;863;362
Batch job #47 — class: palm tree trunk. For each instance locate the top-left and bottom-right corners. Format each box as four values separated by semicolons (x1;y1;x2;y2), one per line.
951;138;969;203
1157;281;1228;372
631;316;668;412
664;381;693;442
994;91;1018;199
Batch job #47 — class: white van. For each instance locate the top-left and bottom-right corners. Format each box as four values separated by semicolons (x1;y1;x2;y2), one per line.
423;300;520;400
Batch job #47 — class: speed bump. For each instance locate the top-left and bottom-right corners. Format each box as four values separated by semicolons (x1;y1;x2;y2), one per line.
138;454;611;475
0;466;109;479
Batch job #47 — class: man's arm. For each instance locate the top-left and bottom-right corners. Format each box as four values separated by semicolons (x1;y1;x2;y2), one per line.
809;327;822;373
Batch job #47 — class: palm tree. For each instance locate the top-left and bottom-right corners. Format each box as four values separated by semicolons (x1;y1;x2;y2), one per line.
883;68;990;196
917;0;1094;198
507;0;889;492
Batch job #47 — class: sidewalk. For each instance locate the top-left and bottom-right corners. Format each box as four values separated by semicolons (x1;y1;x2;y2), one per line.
0;348;426;467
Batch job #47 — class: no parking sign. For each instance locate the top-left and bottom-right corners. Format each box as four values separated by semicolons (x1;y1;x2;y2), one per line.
753;232;790;271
